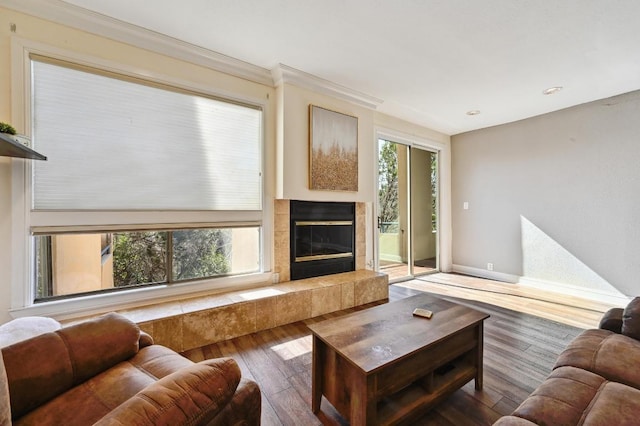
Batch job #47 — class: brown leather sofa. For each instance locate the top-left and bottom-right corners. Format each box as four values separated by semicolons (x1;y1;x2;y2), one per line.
0;312;261;425
494;297;640;425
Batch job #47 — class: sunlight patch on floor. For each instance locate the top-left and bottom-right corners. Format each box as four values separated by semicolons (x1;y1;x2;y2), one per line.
394;275;608;330
271;335;312;360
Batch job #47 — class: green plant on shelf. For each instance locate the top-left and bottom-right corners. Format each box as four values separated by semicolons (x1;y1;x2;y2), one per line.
0;122;17;135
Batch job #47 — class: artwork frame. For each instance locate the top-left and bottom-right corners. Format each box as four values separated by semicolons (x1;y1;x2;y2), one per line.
309;105;358;192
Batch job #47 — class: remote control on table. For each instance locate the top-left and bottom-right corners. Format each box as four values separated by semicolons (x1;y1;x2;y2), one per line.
413;308;433;319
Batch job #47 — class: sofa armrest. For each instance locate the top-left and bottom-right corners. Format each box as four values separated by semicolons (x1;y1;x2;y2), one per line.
94;358;242;426
209;377;261;426
599;307;624;333
138;331;154;348
622;297;640;340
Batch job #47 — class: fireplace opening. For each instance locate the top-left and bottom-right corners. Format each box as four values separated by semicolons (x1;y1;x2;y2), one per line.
290;200;355;280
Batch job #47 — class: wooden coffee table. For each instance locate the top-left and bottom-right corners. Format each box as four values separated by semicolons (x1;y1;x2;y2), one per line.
308;293;489;425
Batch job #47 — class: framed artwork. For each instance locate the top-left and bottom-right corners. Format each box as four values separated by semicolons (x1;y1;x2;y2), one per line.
309;105;358;191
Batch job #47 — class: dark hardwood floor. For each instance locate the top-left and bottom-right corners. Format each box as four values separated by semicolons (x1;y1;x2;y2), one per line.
182;283;587;425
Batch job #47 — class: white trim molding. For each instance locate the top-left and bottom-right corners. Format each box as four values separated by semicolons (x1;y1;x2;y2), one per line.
375;127;446;151
271;64;383;110
0;0;274;86
452;264;519;284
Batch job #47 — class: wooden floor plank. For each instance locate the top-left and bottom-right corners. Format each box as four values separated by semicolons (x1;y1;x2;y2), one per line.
436;390;502;426
268;386;322;426
183;273;599;425
234;333;292;397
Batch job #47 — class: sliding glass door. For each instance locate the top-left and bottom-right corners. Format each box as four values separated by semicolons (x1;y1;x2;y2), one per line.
411;147;439;275
377;138;438;282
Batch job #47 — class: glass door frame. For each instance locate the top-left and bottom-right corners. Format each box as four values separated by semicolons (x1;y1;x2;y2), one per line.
375;128;443;283
411;145;439;277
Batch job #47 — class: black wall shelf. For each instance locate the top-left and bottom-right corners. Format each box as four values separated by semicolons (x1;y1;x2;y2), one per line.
0;133;47;160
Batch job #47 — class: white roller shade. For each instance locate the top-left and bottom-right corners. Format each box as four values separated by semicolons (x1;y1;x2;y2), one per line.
31;58;262;211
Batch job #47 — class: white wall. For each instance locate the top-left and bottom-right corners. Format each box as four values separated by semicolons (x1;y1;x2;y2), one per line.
452;90;640;301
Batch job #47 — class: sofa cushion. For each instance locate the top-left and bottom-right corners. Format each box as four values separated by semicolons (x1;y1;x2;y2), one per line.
500;366;640;425
94;358;242;426
128;344;193;378
622;297;640;340
57;312;141;383
2;312;141;420
554;328;640;390
493;417;535;425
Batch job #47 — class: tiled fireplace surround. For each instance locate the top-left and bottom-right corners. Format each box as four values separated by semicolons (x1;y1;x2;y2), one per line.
89;200;388;353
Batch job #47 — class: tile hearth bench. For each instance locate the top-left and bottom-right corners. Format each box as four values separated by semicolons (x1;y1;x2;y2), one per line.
62;270;388;353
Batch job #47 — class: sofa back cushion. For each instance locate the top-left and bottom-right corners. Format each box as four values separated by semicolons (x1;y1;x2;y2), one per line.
622;297;640;340
1;312;141;420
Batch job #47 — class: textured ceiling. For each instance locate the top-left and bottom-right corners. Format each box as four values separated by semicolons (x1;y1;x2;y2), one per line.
54;0;640;134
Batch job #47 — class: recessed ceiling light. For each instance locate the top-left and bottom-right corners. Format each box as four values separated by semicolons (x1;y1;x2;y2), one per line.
466;110;481;116
542;86;563;95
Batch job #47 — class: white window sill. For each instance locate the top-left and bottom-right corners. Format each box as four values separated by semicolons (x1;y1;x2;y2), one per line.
10;272;273;321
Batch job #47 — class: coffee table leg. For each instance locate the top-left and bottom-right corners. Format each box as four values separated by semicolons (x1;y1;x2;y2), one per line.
312;335;323;413
351;374;377;424
475;322;484;390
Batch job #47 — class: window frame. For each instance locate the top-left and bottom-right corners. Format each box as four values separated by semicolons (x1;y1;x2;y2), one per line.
34;225;262;302
10;37;272;319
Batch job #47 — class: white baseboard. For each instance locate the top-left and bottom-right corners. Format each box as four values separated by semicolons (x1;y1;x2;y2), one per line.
451;264;631;306
452;264;519;284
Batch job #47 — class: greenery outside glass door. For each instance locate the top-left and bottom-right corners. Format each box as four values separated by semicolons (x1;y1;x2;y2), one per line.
378;139;438;282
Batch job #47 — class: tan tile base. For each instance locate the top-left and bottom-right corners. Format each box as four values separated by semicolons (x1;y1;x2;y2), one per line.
128;270;388;352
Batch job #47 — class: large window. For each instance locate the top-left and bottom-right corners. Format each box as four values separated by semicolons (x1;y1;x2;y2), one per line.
35;227;260;301
26;54;264;303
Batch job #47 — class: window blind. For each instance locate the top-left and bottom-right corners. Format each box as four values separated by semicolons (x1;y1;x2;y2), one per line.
31;58;262;211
